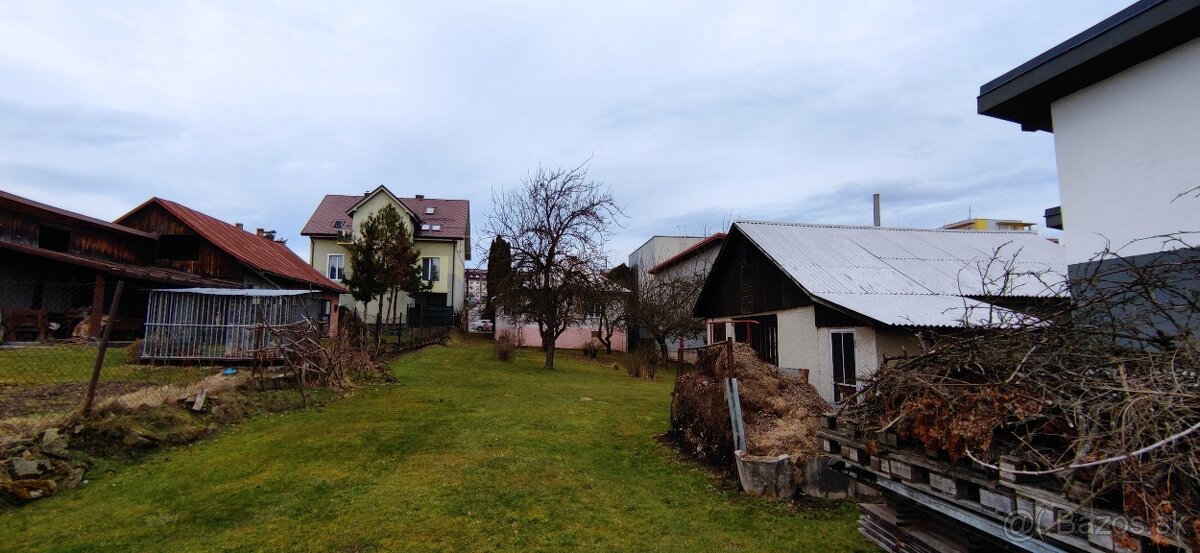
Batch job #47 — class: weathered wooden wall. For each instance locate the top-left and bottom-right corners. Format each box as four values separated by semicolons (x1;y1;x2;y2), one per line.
118;203;246;280
0;201;151;264
694;230;810;318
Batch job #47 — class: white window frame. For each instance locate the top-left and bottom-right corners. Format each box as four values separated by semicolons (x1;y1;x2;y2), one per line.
421;257;441;282
327;253;345;281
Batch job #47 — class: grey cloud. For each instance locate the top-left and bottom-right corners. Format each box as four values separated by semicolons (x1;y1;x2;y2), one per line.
0;100;180;145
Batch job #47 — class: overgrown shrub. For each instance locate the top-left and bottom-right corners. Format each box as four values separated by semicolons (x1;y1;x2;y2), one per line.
126;339;143;364
582;339;600;358
625;347;660;380
494;329;519;362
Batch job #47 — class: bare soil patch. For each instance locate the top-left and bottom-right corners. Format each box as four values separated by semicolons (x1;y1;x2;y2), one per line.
0;382;155;419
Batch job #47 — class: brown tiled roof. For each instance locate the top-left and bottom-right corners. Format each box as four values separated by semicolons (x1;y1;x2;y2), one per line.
300;194;360;236
648;232;726;275
119;198;347;294
301;190;470;240
398;197;470;240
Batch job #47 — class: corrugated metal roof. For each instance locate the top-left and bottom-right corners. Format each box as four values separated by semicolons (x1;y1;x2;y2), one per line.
153;288;314;296
734;221;1067;327
817;293;1026;328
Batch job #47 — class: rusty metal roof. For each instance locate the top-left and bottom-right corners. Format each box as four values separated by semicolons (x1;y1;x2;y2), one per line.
121;198;347;294
733;221;1068;327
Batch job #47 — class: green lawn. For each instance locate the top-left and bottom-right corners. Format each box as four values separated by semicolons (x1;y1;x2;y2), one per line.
0;337;870;552
0;344;218;386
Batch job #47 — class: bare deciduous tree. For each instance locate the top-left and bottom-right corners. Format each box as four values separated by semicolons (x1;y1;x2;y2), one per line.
626;271;707;364
578;271;630;355
487;162;625;369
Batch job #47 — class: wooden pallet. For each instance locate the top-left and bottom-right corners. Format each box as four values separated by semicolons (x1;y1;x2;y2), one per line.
819;416;1184;553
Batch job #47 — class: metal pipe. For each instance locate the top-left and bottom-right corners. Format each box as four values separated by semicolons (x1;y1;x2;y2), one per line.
873;193;882;227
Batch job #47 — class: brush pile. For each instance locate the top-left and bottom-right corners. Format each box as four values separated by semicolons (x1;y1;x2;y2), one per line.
846;246;1200;548
670;342;827;475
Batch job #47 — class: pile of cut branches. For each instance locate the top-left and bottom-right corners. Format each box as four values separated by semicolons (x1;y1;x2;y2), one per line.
847;242;1200;548
268;319;390;390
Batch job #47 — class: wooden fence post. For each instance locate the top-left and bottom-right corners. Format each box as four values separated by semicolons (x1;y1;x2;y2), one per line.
81;280;124;416
89;274;105;340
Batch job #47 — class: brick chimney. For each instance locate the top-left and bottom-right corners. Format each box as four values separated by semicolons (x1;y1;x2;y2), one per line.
415;194;425;200
256;228;264;238
235;222;244;230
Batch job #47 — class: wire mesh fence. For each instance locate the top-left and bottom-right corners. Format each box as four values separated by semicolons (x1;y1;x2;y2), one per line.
1;277;456;440
0;280;333;438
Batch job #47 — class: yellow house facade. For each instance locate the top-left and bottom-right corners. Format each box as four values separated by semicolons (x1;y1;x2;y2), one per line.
301;186;470;325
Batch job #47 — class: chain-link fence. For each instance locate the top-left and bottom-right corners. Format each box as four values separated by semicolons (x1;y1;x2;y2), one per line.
1;280;205;436
0;279;338;440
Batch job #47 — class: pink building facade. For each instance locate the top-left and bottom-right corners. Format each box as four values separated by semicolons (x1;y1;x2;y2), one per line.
494;315;628;352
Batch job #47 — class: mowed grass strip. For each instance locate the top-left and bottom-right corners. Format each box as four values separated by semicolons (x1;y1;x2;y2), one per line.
0;337;871;552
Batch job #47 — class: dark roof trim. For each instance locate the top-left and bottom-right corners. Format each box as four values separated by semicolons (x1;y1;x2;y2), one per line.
0;189;157;239
648;232;726;275
978;0;1200;132
0;240;240;288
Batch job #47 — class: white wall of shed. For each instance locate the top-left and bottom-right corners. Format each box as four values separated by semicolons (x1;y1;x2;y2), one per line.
710;306;893;404
1050;37;1200;264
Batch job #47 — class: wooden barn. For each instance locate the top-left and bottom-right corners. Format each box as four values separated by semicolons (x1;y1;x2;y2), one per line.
0;190;232;343
114;197;347;336
0;191;346;344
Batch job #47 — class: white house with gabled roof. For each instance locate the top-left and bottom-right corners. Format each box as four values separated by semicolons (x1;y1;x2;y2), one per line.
693;221;1067;403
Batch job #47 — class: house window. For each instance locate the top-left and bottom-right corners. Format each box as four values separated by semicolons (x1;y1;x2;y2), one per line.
425;207;435;214
159;235;201;261
831;330;857;403
421;257;440;282
332;220;344;229
431;224;441;231
327;254;345;281
712;323;726;344
421;224;431;231
38;225;70;253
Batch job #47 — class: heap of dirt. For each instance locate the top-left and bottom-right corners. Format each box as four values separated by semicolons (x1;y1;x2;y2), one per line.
669;342;828;477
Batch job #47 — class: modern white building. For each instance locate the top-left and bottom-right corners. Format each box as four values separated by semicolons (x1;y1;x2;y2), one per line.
978;0;1200;267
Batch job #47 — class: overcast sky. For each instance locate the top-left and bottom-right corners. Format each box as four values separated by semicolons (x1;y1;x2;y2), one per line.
0;1;1131;266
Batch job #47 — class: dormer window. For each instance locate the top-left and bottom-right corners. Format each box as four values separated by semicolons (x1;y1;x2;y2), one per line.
425;207;435;214
431;224;442;231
